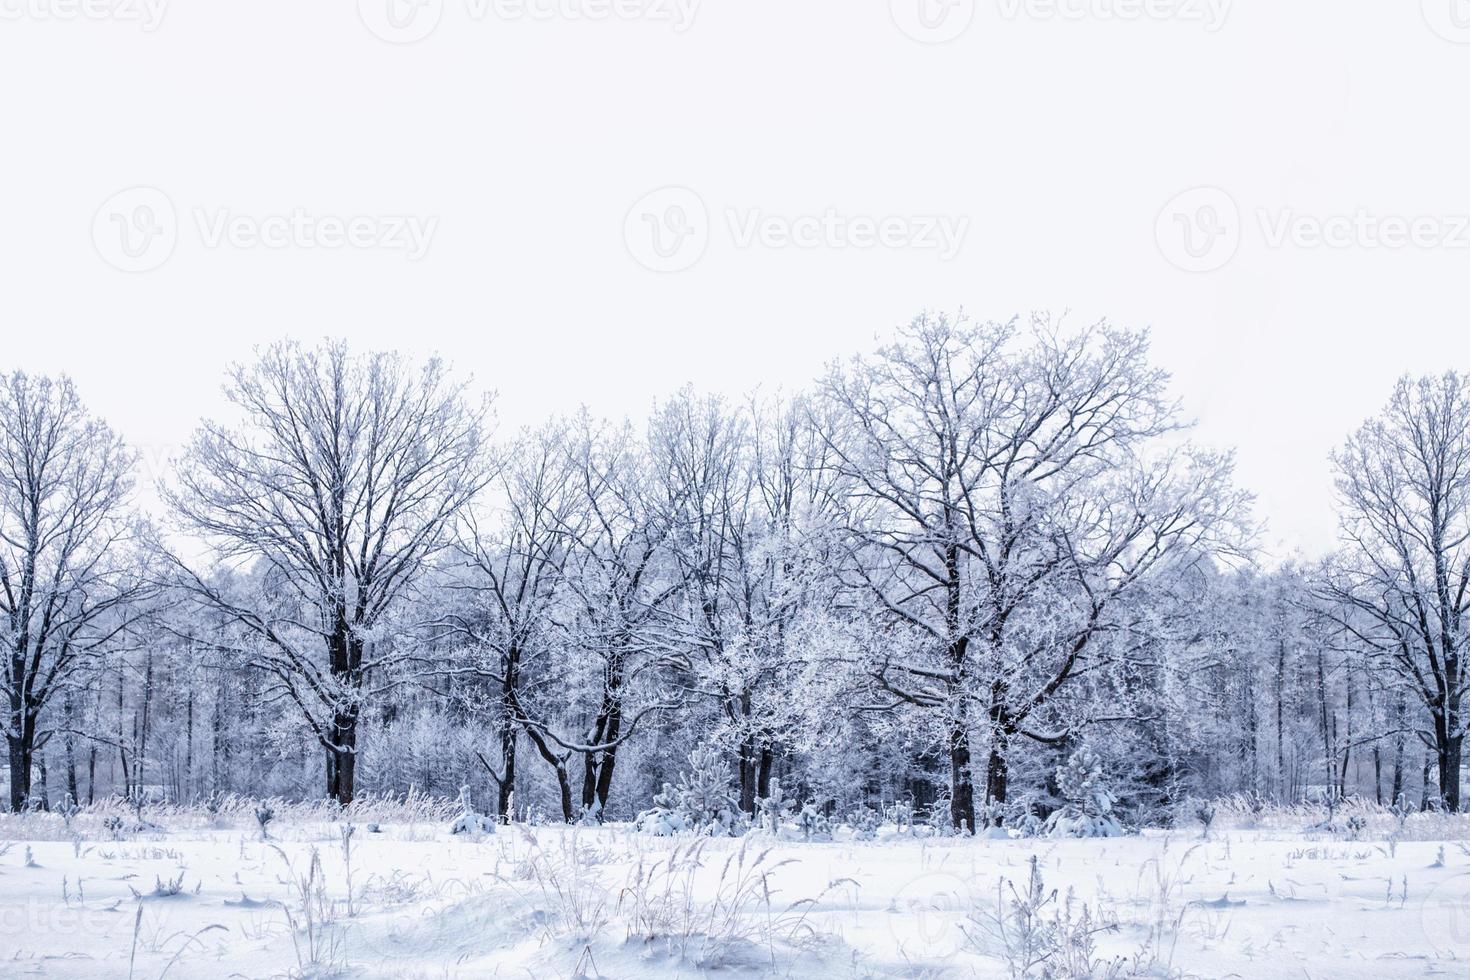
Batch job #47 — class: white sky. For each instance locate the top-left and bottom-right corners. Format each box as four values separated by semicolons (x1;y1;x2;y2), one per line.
3;1;1468;562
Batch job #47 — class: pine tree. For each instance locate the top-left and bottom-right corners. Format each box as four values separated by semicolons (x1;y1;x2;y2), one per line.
1044;745;1125;838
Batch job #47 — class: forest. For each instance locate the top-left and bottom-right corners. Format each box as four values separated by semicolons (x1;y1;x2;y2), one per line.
4;312;1464;834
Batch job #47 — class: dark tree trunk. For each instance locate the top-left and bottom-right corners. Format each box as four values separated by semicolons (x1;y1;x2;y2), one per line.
8;667;36;810
1338;672;1353;799
1436;729;1462;812
941;541;975;834
983;740;1007;812
212;675;226;795
1448;682;1464;812
757;744;773;802
184;690;195;803
948;714;975;833
551;762;574;823
1244;671;1260;794
736;688;757;814
7;734;32;812
1391;693;1406;804
324;627;363;807
581;752;599;815
62;690;79;807
496;719;518;821
580;724;622;818
1275;639;1287;801
580;660;627;819
522;723;575;823
982;685;1011;823
1315;644;1335;798
326;708;358;807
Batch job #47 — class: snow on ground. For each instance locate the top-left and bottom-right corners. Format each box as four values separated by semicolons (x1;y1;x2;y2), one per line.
2;806;1470;978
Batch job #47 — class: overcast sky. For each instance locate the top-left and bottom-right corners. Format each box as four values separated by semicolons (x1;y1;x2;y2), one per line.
3;1;1468;561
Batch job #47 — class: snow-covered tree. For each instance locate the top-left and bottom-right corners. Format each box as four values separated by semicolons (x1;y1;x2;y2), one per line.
818;313;1249;829
0;372;149;811
1043;744;1124;838
166;341;490;805
1318;373;1470;811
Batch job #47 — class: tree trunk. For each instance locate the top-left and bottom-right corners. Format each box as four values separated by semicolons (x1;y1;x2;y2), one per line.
522;724;575;823
1275;638;1287;801
1448;682;1464;812
7;734;32;813
324;626;363;807
184;690;195;803
948;713;975;833
580;685;625;819
62;691;79;807
135;650;154;799
1391;693;1406;805
1338;671;1353;799
983;740;1007;815
551;761;574;823
982;689;1010;823
325;707;358;807
1244;670;1259;794
757;744;773;802
1437;729;1462;812
1315;644;1335;799
495;713;518;821
736;688;757;814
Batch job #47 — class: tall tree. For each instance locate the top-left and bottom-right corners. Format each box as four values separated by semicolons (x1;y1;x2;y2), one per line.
1319;373;1470;811
0;373;146;811
442;422;581;821
167;341;489;805
553;414;679;817
819;314;1246;830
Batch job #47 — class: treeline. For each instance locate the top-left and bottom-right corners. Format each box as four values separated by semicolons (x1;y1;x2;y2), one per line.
3;315;1466;828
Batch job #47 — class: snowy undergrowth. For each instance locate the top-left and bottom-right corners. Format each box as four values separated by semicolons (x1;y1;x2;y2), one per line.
4;800;1470;978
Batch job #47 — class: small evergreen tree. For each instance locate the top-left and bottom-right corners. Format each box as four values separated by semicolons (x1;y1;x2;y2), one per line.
635;743;741;836
1043;746;1125;838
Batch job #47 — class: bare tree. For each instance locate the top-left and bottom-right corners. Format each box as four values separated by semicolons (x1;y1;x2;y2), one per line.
1318;373;1470;811
819;314;1246;829
649;391;779;809
553;414;680;817
646;390;844;813
0;373;147;811
440;418;675;823
439;422;578;820
167;341;489;805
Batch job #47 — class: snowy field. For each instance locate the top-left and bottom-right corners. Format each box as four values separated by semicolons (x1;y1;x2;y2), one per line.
3;803;1470;978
